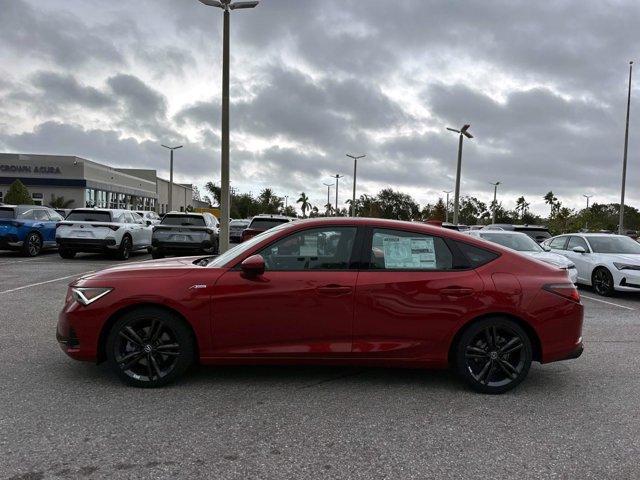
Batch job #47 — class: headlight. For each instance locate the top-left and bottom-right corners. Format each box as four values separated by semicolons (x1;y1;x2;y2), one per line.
613;262;640;271
71;287;112;306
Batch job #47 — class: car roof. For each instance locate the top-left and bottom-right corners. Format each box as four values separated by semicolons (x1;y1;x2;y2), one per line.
165;211;205;216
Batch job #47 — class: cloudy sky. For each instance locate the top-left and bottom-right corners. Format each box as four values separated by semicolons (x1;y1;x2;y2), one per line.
1;0;638;215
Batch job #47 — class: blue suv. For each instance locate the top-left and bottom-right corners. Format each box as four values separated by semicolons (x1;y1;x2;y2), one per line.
0;205;64;256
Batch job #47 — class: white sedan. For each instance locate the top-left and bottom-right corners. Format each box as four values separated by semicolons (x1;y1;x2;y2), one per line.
542;233;640;296
467;230;578;283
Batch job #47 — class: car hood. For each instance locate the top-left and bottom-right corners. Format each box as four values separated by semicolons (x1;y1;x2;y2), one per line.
74;256;217;283
522;251;573;267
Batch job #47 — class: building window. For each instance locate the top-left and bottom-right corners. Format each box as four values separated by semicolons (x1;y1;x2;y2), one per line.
85;188;96;207
32;192;43;206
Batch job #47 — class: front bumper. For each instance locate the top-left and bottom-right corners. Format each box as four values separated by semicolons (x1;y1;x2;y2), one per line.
0;233;23;249
616;270;640;291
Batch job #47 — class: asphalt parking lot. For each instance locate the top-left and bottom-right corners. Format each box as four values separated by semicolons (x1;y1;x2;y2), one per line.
1;252;640;479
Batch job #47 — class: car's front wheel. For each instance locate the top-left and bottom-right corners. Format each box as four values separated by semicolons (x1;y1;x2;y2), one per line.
58;247;76;259
106;307;195;388
22;232;42;257
592;267;615;296
455;317;532;394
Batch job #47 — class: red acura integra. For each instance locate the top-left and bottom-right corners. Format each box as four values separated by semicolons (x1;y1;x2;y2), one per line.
57;218;583;394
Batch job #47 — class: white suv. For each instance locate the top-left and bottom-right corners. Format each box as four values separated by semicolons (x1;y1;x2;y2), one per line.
56;208;152;259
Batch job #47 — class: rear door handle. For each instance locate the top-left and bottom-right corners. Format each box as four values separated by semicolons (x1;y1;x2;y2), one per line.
316;284;353;296
441;286;475;297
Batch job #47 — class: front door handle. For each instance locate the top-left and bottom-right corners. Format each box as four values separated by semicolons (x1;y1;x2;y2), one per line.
316;284;352;296
441;286;474;297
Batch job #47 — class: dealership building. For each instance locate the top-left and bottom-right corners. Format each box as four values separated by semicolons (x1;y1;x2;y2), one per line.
0;153;198;213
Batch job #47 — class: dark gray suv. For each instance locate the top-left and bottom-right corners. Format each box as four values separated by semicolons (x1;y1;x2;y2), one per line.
151;212;219;259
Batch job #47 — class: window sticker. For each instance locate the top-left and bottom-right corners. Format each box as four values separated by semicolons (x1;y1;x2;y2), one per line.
299;235;319;256
382;236;436;269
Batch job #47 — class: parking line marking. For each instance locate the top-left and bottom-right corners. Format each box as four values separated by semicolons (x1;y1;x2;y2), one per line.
0;271;93;295
581;294;636;311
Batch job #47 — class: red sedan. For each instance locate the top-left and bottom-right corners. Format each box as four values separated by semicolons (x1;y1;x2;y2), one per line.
57;218;583;394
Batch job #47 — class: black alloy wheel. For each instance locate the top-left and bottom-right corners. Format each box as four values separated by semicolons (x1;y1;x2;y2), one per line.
116;235;132;260
106;307;194;388
456;318;532;394
23;232;42;257
592;267;615;297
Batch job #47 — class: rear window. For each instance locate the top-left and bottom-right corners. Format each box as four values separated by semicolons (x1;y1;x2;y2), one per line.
66;211;112;222
249;218;290;230
162;215;206;227
0;208;15;219
514;228;551;242
456;241;500;268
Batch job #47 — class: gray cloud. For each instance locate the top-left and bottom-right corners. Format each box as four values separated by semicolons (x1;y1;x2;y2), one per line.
31;71;114;109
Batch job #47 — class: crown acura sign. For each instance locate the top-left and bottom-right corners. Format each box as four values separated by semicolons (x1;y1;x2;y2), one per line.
0;164;62;174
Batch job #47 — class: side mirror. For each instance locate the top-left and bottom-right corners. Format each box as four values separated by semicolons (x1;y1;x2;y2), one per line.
240;254;265;277
542;244;551;252
146;220;152;226
572;246;586;254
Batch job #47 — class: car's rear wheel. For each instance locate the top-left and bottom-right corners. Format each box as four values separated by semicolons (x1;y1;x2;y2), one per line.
22;232;42;257
116;235;132;260
455;317;532;394
106;307;195;388
592;267;615;296
59;247;76;259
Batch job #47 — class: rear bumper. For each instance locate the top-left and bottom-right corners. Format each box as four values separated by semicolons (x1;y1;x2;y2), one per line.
152;239;214;252
57;237;116;252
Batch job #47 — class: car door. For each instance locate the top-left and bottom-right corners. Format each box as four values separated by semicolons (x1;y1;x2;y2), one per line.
353;227;484;359
564;236;592;283
210;226;359;356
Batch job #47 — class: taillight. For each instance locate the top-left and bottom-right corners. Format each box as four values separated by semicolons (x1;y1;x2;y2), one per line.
543;283;580;303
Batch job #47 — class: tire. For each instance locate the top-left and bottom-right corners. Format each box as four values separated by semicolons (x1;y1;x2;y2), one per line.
212;237;219;255
592;267;615;297
147;247;153;254
455;317;532;394
151;249;165;259
116;235;132;260
106;307;195;388
59;247;76;259
22;232;42;257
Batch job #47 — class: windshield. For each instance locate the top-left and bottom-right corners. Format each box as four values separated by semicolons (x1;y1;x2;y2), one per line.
249;218;290;230
479;232;542;252
206;222;291;268
66;211;111;222
586;236;640;254
162;215;206;227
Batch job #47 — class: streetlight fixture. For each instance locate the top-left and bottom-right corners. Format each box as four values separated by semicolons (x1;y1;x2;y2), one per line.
490;181;501;224
323;182;333;216
161;144;183;212
442;190;452;223
619;61;634;235
332;174;344;216
446;124;473;224
346;154;366;217
197;0;259;253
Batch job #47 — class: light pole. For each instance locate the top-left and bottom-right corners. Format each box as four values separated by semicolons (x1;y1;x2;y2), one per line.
446;124;473;224
284;195;289;210
619;61;634;235
584;194;593;230
490;181;501;224
442;190;452;223
197;0;259;253
332;174;344;216
346;154;365;217
161;144;183;212
323;183;333;216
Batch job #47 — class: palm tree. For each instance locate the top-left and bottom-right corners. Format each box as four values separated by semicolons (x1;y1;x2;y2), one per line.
544;191;558;217
297;192;311;218
515;196;530;220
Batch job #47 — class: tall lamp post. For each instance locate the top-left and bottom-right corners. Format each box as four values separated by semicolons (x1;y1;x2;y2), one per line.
490;181;501;224
332;174;344;216
323;183;333;216
583;194;593;230
284;195;289;210
442;190;452;223
197;0;259;253
161;144;183;212
619;61;634;235
346;154;366;217
446;124;473;224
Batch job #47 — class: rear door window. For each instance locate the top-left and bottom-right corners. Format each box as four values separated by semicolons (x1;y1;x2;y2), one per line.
369;229;453;270
455;242;499;268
